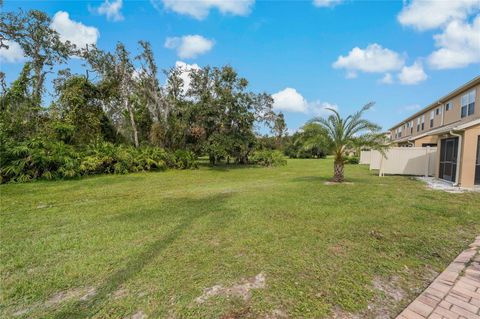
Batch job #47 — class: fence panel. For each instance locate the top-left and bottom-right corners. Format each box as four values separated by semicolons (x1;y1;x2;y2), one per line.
371;147;437;176
369;151;383;170
359;151;371;164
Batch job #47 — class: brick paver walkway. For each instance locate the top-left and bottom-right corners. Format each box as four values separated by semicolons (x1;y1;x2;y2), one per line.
396;236;480;319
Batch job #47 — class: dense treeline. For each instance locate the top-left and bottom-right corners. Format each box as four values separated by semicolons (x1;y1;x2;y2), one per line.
0;9;288;183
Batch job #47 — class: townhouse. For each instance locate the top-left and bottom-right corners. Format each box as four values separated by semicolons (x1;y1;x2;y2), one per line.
389;76;480;189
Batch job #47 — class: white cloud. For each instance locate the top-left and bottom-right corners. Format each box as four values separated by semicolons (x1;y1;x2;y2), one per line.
398;61;427;85
397;1;480;70
271;88;338;115
92;0;124;21
380;73;394;84
309;101;339;116
155;0;254;20
427;16;480;69
345;71;358;79
398;0;480;31
333;44;405;77
174;61;201;95
313;0;343;8
0;41;25;63
50;11;99;49
165;35;214;59
272;88;308;113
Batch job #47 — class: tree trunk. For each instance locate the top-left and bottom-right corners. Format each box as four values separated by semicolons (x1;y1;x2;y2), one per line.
33;66;44;105
333;160;344;182
209;155;216;165
126;100;139;147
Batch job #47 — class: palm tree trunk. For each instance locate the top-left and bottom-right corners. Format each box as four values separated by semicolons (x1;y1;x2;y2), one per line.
333;160;344;182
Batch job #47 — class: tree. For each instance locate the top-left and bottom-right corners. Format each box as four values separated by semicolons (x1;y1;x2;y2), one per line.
83;43;140;147
0;10;72;104
285;123;329;159
161;66;190;150
136;41;166;120
187;65;275;164
272;112;287;148
0;63;42;141
309;102;386;182
54;74;116;144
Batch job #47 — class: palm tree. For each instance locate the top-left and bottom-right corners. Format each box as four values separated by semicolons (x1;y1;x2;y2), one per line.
309;102;387;182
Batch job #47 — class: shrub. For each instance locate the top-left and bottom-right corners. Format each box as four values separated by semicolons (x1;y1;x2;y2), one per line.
344;156;359;164
80;143;170;175
0;138;81;183
0;139;197;183
250;150;287;167
173;150;198;169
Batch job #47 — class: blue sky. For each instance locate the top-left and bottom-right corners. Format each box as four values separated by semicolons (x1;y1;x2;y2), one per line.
1;0;479;132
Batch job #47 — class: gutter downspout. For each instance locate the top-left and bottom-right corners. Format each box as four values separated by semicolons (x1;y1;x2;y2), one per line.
441;102;445;126
449;130;462;187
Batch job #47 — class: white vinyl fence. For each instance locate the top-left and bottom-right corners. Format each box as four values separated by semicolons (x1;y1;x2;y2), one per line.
369;150;383;170
359;151;371;164
361;147;437;177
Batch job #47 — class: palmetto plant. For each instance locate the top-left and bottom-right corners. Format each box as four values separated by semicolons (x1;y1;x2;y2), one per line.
0;139;198;183
309;102;387;182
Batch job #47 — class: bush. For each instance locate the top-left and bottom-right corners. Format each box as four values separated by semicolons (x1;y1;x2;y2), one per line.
250;150;287;167
173;150;198;169
284;144;327;159
0;139;197;183
0;138;81;183
344;156;359;164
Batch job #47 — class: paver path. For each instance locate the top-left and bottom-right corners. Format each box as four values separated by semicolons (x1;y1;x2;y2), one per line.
396;236;480;319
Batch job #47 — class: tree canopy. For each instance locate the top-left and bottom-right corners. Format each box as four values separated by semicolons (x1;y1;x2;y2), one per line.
0;8;287;182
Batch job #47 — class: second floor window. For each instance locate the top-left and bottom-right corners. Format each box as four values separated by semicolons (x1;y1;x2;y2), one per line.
430;111;434;128
461;89;476;118
417;118;420;132
421;115;425;130
445;102;452;111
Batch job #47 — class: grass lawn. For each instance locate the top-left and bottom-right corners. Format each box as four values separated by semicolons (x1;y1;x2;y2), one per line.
1;159;479;319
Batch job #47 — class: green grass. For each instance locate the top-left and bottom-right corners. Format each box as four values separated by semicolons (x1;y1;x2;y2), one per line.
1;159;479;318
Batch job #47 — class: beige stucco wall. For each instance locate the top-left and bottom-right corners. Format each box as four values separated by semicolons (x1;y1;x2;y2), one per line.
459;124;480;188
414;135;438;147
433;124;480;188
444;84;480;126
390;82;480;142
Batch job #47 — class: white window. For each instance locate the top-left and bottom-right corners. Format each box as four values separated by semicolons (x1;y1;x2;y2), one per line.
445;102;452;111
430;111;434;127
461;89;476;118
421;115;425;130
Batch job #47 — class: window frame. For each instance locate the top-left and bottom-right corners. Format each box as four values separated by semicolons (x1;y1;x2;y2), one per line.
461;89;476;118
